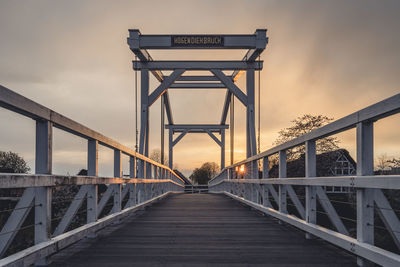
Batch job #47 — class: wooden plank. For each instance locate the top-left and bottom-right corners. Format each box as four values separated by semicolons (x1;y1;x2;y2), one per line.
48;194;356;267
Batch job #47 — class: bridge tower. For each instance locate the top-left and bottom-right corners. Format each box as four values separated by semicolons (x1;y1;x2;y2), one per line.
127;30;268;170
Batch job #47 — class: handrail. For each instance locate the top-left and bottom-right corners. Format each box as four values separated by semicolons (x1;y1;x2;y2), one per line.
0;85;183;183
0;173;185;188
208;93;400;266
210;93;400;183
0;85;186;265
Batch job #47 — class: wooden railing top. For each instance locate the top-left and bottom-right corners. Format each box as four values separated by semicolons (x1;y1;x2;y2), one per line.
210;92;400;182
0;85;183;183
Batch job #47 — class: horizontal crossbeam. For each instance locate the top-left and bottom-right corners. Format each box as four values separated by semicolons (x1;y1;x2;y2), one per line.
133;61;263;70
166;124;228;134
208;176;400;190
174;76;221;82
169;83;225;89
128;31;267;50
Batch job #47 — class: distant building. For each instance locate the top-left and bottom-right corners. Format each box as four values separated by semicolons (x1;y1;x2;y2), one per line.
268;149;356;193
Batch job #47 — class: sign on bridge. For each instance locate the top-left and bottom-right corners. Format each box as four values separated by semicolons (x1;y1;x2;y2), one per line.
172;35;224;47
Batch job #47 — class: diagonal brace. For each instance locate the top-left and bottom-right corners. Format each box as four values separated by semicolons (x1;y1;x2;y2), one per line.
0;188;35;257
53;185;89;236
172;130;188;147
220;91;232;124
211;69;248;106
286;185;305;220
206;130;222;147
148;69;185;106
316;186;349;235
374;189;400;250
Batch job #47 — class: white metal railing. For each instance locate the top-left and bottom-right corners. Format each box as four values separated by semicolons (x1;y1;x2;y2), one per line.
0;85;185;266
209;93;400;267
184;184;209;194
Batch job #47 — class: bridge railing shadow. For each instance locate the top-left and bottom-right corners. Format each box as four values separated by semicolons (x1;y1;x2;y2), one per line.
209;93;400;267
0;85;185;266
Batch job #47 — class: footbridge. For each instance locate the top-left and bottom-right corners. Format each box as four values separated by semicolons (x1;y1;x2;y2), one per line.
0;30;399;267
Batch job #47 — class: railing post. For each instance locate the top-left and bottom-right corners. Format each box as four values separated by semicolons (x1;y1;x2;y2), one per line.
146;162;152;179
262;156;270;207
136;159;144;179
34;120;52;265
305;140;316;239
221;129;225;170
87;140;98;224
112;149;122;213
279;150;287;214
356;122;374;267
130;156;136;178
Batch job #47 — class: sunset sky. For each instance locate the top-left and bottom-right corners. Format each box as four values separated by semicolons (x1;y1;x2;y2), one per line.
0;0;399;177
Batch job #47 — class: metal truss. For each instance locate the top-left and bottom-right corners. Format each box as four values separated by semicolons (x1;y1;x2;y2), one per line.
166;124;229;169
127;29;268;169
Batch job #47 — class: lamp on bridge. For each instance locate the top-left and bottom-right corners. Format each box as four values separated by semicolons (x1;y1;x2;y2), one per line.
239;165;245;179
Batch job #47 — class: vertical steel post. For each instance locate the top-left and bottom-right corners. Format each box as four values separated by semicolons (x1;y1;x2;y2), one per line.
230;93;234;165
87;140;98;224
221;129;225;170
169;129;173;169
356;122;374;267
161;96;165;164
139;69;149;155
246;69;256;157
34;120;52;265
305;140;316;239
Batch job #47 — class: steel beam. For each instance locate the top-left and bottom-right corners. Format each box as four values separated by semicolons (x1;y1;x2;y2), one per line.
221;129;225;170
133;61;263;70
163;92;173;125
139;69;149;155
172;130;188;147
232;29;268;81
246;68;257;157
168;129;173;169
221;91;232;124
206;130;222;147
166;124;229;130
128;32;267;49
211;69;248;106
148;69;185;106
169;83;226;89
174;75;221;81
229;93;234;165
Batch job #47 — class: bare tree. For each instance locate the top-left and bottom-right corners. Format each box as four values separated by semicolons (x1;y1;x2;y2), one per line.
273;114;340;161
376;154;391;174
387;158;400;168
150;149;169;166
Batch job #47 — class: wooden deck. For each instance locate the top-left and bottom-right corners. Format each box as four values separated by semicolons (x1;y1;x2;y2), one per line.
50;193;356;266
